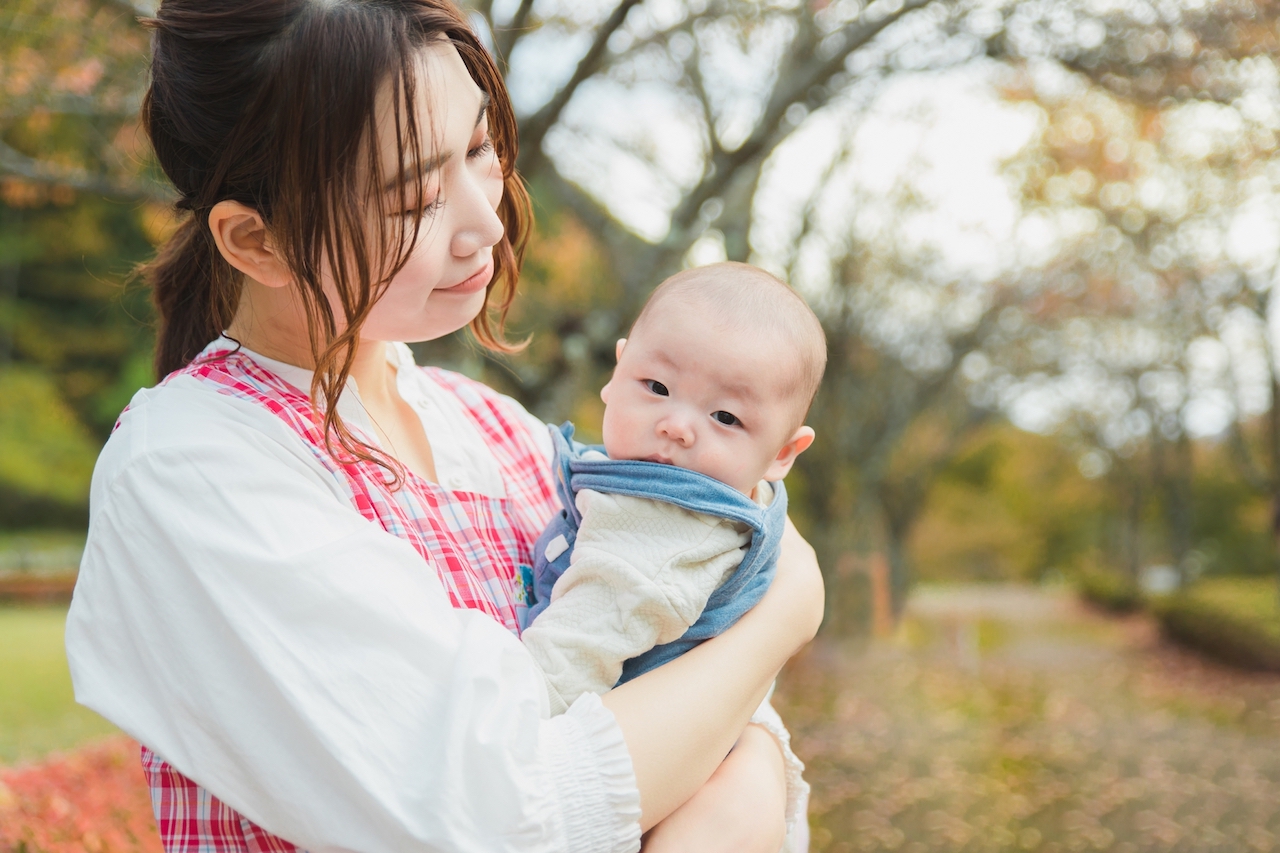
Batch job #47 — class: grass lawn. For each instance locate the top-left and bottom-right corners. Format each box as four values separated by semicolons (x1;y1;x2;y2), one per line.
0;605;118;765
0;531;85;552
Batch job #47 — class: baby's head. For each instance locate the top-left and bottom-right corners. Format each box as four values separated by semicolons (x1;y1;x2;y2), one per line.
600;262;827;496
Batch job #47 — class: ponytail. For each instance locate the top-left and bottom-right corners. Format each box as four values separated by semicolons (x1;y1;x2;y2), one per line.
145;214;240;378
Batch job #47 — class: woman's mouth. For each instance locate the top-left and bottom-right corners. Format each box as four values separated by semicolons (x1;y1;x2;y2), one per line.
437;258;494;295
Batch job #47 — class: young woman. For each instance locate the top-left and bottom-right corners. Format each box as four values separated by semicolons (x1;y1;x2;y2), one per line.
64;2;823;851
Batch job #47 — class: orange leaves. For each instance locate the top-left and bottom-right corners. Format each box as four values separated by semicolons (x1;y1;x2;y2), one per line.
0;737;161;853
52;58;105;98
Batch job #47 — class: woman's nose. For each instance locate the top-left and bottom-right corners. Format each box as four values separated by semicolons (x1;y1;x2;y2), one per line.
451;173;505;258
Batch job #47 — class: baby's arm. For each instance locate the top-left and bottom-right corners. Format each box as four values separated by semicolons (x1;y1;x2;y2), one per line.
521;488;750;713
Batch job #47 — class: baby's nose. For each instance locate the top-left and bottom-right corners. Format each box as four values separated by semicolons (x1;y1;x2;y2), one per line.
658;415;695;446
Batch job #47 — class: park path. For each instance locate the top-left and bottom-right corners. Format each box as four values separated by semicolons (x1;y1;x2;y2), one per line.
773;585;1280;853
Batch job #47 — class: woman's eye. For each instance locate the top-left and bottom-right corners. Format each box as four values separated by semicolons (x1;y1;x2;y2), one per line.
712;411;741;427
401;197;444;219
467;136;494;160
645;380;669;396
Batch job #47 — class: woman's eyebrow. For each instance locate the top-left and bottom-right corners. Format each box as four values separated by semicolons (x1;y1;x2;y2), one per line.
382;93;492;193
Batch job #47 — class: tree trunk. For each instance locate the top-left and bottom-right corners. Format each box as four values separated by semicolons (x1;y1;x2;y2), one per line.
1271;375;1280;606
1124;466;1143;582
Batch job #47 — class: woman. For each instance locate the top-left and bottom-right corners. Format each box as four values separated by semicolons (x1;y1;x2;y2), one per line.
65;1;824;851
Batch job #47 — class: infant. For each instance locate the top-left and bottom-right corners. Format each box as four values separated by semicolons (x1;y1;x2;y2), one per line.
521;261;827;713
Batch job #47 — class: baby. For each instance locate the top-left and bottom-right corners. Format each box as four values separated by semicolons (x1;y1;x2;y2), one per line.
521;261;827;713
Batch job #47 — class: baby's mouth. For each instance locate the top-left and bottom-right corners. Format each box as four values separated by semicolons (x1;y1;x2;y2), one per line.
642;454;673;465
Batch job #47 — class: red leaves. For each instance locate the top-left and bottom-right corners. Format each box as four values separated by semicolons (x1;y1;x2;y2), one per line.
0;736;160;853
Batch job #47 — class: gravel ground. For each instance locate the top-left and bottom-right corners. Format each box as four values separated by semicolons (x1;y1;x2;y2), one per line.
773;585;1280;853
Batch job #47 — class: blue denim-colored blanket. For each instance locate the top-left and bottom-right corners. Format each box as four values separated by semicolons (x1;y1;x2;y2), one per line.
523;422;786;684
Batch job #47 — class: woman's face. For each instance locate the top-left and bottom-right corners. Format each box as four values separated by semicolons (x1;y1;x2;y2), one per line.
357;41;506;344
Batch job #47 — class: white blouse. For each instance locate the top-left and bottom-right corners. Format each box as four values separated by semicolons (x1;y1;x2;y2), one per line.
64;339;640;853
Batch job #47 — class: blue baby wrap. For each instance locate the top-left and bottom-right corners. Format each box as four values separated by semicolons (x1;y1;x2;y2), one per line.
523;422;787;684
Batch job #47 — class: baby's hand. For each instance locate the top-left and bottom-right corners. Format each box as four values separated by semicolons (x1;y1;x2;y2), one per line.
641;723;787;853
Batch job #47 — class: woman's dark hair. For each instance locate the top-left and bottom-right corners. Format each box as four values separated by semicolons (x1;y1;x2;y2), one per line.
141;0;530;468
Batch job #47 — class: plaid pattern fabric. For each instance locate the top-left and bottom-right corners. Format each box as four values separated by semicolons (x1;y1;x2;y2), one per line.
142;746;301;853
139;347;559;852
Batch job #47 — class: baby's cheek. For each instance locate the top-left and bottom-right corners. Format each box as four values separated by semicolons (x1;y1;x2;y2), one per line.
600;406;637;459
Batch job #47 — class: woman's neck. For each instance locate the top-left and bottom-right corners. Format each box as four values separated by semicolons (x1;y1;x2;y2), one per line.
226;275;437;481
225;277;395;406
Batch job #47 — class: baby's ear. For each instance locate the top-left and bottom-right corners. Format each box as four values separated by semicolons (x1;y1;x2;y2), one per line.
602;339;628;403
764;425;816;481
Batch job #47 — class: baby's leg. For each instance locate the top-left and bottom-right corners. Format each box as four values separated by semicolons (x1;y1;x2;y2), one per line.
641;723;787;853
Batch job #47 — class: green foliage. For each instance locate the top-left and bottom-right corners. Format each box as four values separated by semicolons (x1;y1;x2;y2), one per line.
1191;437;1278;577
0;606;117;763
0;367;97;513
1155;578;1280;671
0;197;158;436
0;191;159;529
0;195;156;527
908;424;1114;582
1076;567;1142;614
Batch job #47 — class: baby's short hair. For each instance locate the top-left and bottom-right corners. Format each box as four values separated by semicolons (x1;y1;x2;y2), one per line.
632;262;827;425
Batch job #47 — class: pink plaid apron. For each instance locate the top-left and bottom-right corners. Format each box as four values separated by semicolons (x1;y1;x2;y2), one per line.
137;347;558;852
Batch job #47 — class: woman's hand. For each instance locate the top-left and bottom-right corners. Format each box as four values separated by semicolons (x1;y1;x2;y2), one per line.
641;723;788;853
604;516;822;830
765;516;824;654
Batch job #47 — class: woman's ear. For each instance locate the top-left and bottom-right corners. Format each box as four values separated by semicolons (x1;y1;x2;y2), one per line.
763;425;816;481
208;200;290;288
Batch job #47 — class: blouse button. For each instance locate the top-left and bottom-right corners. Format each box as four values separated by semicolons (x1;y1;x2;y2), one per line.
446;473;465;489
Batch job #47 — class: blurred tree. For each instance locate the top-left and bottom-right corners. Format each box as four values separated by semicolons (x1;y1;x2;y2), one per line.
7;0;1280;630
907;421;1115;582
970;0;1280;585
0;0;161;521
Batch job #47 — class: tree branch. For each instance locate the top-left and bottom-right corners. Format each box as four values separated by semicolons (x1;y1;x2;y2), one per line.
101;0;155;19
0;141;174;202
663;0;940;259
493;0;537;64
517;0;646;176
686;40;723;162
0;92;143;121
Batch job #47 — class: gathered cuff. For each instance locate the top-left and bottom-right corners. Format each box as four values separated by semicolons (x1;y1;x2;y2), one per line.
750;696;811;851
543;692;642;853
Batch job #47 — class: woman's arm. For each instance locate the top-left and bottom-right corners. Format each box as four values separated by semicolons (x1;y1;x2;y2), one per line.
604;517;823;830
642;723;788;853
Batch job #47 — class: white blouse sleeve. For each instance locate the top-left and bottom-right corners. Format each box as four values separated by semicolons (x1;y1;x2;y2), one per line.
64;380;640;853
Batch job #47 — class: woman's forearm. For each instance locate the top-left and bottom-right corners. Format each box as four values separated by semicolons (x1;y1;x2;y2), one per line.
602;518;823;830
641;723;788;853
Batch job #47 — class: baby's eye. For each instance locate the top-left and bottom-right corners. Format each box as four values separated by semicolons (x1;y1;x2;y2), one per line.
712;411;741;427
645;380;669;396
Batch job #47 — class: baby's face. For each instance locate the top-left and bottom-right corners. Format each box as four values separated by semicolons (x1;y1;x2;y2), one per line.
600;306;804;495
